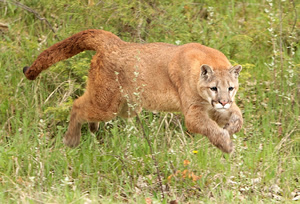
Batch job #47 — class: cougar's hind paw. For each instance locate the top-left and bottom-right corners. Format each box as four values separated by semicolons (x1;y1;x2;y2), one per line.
63;133;80;148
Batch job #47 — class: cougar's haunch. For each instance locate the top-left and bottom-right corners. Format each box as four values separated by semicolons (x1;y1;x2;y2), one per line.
24;29;243;153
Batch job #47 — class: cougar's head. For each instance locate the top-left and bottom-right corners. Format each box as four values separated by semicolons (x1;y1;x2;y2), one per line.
197;64;242;112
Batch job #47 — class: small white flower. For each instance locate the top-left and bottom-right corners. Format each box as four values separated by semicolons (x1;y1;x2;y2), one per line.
175;40;181;45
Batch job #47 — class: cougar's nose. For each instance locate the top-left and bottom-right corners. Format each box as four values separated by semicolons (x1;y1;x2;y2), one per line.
219;100;228;106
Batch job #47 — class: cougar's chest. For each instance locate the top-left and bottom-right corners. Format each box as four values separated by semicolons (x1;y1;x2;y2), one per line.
208;108;231;127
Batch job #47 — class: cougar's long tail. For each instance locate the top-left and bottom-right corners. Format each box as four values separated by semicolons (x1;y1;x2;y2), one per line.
23;29;123;80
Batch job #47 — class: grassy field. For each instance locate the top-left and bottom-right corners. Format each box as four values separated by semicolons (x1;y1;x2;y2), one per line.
0;0;299;203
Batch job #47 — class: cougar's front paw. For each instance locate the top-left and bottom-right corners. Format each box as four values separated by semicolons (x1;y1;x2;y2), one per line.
216;129;234;153
63;132;80;147
224;114;243;135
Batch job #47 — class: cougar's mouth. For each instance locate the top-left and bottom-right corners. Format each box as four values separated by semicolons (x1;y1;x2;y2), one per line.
211;100;231;111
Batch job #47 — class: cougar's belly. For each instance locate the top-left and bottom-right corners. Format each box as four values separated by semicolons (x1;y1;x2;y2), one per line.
141;89;181;112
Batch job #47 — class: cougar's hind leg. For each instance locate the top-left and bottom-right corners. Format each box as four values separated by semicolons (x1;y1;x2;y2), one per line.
63;102;83;147
88;122;99;133
64;58;123;147
63;92;119;147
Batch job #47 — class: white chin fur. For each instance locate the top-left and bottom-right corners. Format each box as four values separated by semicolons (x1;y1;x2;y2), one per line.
216;108;226;112
214;103;231;111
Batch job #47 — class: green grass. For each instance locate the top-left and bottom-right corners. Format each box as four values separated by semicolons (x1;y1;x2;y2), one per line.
0;0;299;203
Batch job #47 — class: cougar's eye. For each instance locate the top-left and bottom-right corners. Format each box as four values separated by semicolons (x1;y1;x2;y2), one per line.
228;87;234;91
210;87;217;91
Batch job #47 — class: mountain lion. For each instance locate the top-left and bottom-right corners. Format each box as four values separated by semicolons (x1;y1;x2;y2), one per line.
23;29;243;153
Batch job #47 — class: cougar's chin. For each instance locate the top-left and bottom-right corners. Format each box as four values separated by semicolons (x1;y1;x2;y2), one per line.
213;103;231;112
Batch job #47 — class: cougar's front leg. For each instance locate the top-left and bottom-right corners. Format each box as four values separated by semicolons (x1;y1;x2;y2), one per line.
224;103;243;135
185;105;234;153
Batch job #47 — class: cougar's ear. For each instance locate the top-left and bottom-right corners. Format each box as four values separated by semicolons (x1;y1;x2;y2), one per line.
200;64;214;80
229;65;242;78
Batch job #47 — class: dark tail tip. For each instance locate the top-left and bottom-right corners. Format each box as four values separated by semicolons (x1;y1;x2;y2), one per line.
23;66;37;80
23;66;30;74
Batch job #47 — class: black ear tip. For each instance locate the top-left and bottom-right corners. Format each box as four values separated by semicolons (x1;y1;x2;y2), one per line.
23;66;29;74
